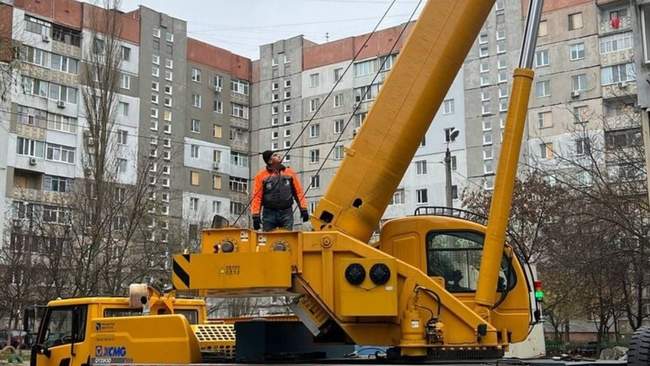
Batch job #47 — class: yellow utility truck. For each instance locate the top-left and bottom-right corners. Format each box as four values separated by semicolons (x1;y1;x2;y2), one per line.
27;0;617;363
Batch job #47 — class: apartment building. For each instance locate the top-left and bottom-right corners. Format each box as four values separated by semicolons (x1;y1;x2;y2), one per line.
251;23;467;225
525;0;641;187
464;0;525;190
0;0;252;249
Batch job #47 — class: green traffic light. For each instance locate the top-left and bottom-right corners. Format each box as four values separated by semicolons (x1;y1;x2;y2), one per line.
535;290;544;301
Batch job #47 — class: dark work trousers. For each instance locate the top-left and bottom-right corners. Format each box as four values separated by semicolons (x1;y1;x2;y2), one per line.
262;207;294;231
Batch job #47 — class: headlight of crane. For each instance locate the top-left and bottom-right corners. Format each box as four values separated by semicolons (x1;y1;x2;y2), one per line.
344;263;366;285
369;263;391;285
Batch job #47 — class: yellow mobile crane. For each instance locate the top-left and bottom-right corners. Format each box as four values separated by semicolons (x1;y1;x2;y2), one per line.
172;0;545;360
27;0;570;364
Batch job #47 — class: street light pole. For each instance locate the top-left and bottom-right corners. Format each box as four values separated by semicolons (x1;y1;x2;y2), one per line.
445;145;452;208
444;128;459;208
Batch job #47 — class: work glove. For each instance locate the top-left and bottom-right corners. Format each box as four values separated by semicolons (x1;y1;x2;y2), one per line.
252;215;261;230
300;209;310;222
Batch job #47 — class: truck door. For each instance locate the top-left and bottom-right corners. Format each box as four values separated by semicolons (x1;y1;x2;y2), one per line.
32;305;87;366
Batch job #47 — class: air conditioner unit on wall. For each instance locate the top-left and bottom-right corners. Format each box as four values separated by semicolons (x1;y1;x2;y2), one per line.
56;100;65;108
619;81;629;88
42;34;50;43
213;162;220;170
28;157;37;166
571;90;580;98
215;86;222;93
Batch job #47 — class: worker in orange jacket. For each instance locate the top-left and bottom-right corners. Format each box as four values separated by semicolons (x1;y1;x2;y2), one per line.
251;150;309;231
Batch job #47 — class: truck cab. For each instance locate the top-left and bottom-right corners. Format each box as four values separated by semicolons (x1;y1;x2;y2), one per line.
27;290;234;366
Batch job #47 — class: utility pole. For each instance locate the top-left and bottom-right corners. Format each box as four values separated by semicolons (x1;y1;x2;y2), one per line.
444;128;459;208
444;145;453;208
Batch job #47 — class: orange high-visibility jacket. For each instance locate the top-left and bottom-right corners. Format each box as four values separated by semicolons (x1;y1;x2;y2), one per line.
251;165;307;215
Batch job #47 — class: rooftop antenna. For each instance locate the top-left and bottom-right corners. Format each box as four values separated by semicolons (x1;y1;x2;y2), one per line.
325;32;330;42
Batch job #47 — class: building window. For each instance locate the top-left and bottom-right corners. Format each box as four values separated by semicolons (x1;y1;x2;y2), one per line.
496;42;506;54
191;119;200;133
484;160;494;174
416;189;428;204
191;144;199;158
309;124;320;138
535;80;550;97
310;149;320;163
601;63;635;85
569;43;585;60
572;74;587;92
334;93;343;107
192;94;202;108
482;119;492;131
483;133;493;145
117;129;127;144
483;148;493;160
390;189;405;205
353;59;374;77
479;45;489;58
334;119;344;134
46;143;75;163
285;79;292;88
310;73;319;88
117;158;127;173
538;20;548;37
576;138;591;155
568;12;583;30
311;175;320;188
16;137;45;158
152;66;159;77
537;111;552;129
164;85;173;95
190;197;199;211
310;98;320;112
163;110;172;121
540;142;554;159
334;67;343;82
165;59;173;69
151;94;159;105
231;79;250;95
442;99;454;114
44;175;72;193
191;68;201;82
479;33;488;45
600;33;633;54
334;145;344;160
574;105;589;123
415;160;427;175
284;104;291;113
213;124;222;138
190;171;200;186
120;74;131;89
229;177;248;193
231;103;249;119
482;101;491;115
534;49;549;67
165;70;173;81
480;74;490;86
212;175;222;190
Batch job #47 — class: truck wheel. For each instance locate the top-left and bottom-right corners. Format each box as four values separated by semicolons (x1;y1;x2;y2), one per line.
628;326;650;366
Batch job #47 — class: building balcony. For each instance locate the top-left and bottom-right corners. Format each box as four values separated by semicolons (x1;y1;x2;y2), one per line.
231;92;249;105
231;138;249;152
604;111;641;130
602;81;637;99
230;116;249;130
10;187;67;205
599;15;632;34
600;48;634;67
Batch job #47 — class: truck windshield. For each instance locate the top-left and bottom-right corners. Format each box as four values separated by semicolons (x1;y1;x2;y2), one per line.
38;306;86;348
426;231;514;293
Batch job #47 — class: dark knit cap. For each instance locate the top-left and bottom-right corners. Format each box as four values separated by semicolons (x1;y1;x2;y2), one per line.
262;150;274;164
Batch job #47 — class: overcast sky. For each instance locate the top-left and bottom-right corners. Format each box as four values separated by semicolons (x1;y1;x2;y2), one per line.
116;0;423;59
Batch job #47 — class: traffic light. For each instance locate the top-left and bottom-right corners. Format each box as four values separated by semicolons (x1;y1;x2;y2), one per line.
533;280;544;301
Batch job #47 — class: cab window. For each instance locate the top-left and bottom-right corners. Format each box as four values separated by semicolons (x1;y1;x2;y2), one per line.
426;231;514;293
39;306;86;348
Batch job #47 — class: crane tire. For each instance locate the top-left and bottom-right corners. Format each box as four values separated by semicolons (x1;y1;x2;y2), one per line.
628;326;650;366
